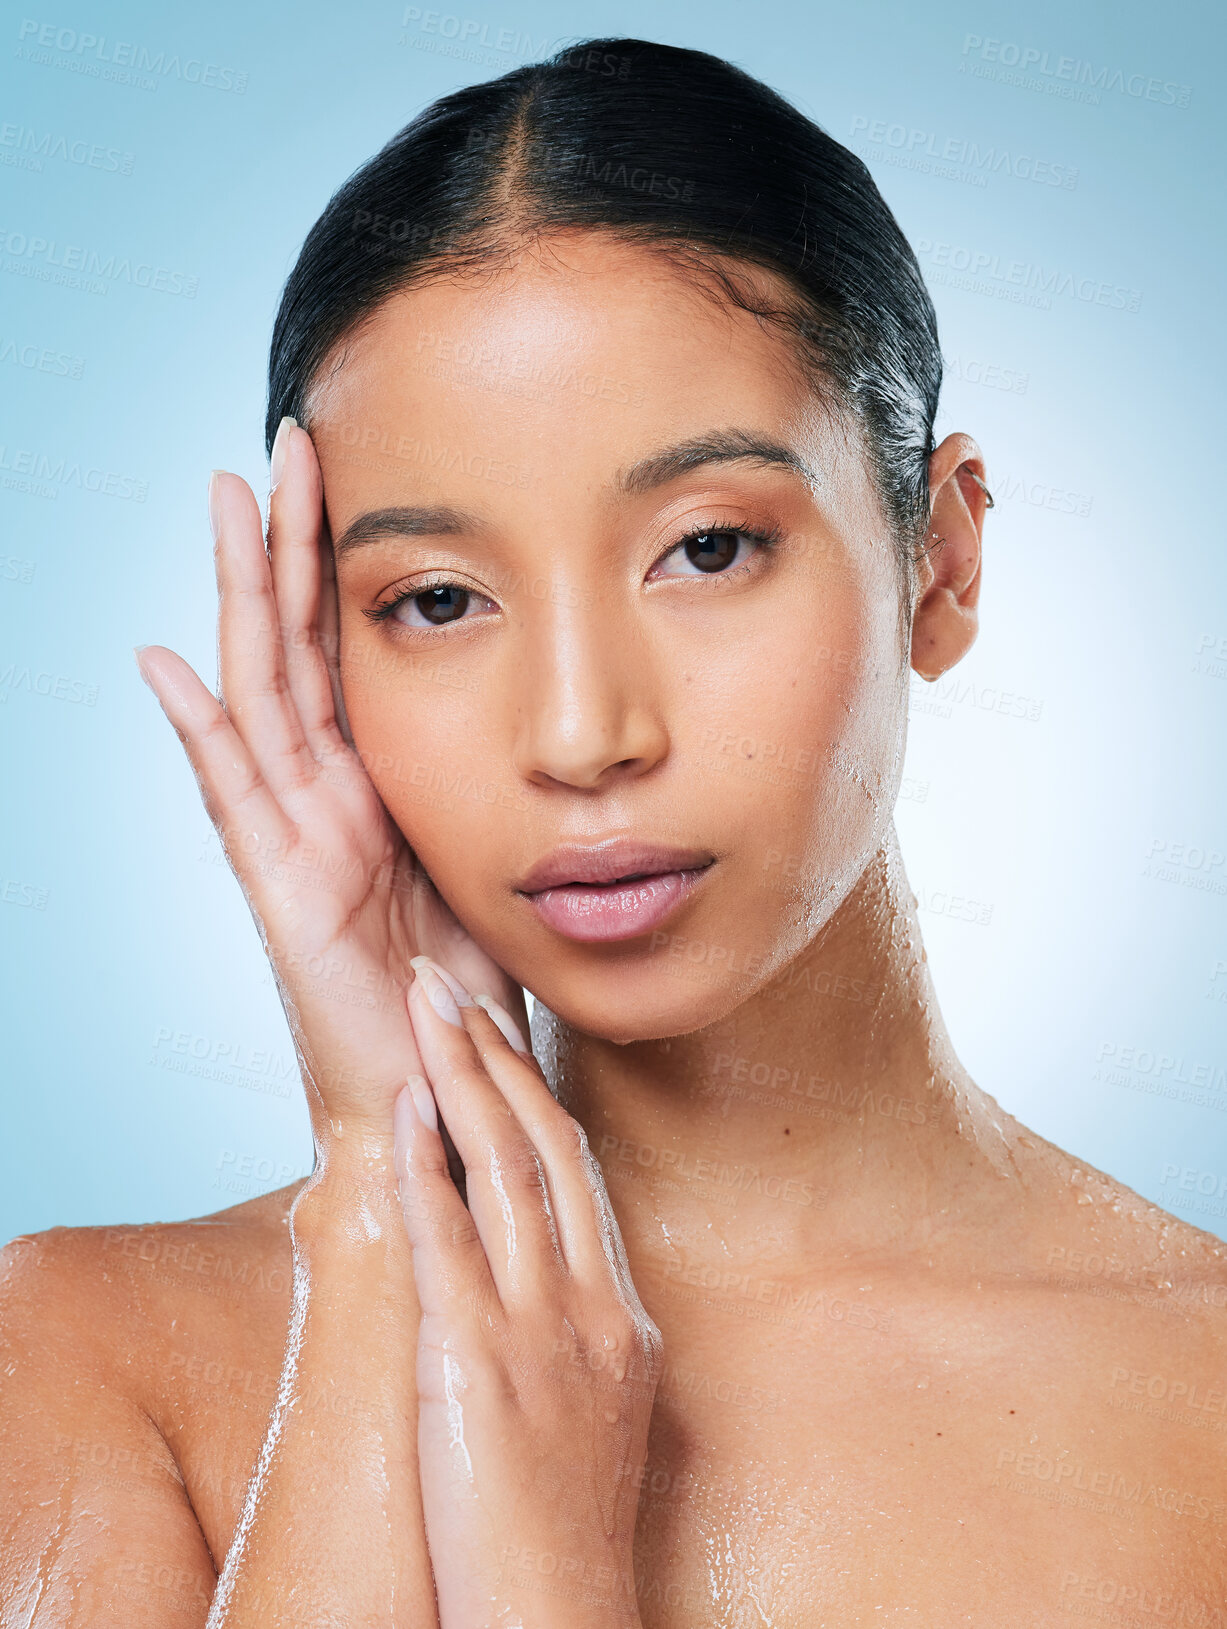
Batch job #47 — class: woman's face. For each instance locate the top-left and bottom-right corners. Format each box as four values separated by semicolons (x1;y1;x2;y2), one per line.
307;232;911;1042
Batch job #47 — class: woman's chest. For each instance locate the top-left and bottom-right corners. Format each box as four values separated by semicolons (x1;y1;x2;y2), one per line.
624;1295;1227;1626
629;1389;1227;1625
166;1280;1227;1624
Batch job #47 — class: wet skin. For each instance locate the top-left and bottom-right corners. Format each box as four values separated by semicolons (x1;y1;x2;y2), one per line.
3;233;1227;1623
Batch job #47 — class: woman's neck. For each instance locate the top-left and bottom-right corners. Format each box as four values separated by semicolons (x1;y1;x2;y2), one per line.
531;822;1030;1277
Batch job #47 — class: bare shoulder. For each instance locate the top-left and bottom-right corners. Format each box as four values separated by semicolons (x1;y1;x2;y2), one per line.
982;1115;1227;1451
999;1114;1227;1311
1;1181;303;1362
0;1186;305;1622
0;1181;305;1437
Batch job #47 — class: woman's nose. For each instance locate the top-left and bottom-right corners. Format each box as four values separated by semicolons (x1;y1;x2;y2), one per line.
508;600;670;793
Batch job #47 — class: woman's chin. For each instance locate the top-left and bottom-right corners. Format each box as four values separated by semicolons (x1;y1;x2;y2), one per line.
528;978;749;1048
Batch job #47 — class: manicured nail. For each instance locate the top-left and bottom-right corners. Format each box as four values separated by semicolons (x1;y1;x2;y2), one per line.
208;469;223;541
410;955;475;1010
410;958;463;1026
270;415;297;490
473;993;531;1054
407;1073;438;1132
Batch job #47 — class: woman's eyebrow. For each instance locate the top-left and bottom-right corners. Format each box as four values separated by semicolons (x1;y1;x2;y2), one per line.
333;504;479;559
332;429;819;559
614;428;822;496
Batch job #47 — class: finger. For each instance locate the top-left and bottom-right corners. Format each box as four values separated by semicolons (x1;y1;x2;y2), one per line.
407;960;565;1302
266;419;350;758
472;993;531;1054
458;998;640;1300
135;643;295;866
315;501;355;748
393;1080;497;1323
407;866;529;1035
213;468;320;798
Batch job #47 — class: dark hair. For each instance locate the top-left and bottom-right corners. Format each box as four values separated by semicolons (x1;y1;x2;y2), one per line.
266;37;941;582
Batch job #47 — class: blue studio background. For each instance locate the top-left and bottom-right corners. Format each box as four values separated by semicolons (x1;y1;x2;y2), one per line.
2;0;1224;1241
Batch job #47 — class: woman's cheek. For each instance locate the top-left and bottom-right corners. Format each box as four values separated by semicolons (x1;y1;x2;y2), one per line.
759;593;903;901
341;665;483;839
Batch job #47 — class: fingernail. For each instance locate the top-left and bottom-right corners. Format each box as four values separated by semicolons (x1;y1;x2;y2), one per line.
208;469;223;541
407;1073;438;1132
270;415;297;490
410;955;475;1009
473;993;531;1054
410;958;463;1027
133;646;157;691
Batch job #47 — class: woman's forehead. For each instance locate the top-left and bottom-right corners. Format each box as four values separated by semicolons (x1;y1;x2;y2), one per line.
305;234;818;421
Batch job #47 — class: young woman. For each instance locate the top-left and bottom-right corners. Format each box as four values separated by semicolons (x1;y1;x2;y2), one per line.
4;35;1226;1627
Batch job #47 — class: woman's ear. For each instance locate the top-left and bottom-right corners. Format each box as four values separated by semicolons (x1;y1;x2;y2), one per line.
910;433;989;682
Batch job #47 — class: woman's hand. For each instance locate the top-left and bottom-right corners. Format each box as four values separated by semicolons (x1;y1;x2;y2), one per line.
134;419;527;1143
397;957;663;1629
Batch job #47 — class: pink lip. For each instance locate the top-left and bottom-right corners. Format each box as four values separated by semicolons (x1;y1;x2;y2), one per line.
516;840;716;944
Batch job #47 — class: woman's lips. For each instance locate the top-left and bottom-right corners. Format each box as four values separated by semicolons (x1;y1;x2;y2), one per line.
521;863;714;943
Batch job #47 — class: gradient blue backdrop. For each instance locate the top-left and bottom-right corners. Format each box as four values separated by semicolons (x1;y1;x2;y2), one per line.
2;0;1224;1241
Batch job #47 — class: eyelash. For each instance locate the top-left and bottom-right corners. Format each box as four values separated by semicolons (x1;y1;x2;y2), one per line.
361;521;784;630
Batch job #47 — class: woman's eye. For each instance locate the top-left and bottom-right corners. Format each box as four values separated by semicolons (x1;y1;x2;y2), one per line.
365;525;778;631
363;582;496;631
653;527;772;579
